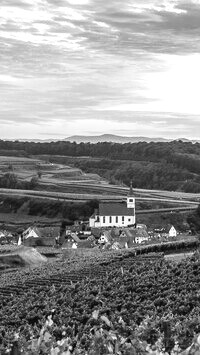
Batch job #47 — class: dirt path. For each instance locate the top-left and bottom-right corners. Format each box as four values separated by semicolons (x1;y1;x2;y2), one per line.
165;252;194;261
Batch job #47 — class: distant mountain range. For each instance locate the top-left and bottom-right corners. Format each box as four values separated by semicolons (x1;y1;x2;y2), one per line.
65;134;198;144
16;134;199;144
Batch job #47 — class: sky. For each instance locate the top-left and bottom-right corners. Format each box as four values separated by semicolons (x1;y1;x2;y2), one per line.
0;0;200;140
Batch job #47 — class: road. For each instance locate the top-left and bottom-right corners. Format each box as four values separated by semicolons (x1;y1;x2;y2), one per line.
0;188;198;214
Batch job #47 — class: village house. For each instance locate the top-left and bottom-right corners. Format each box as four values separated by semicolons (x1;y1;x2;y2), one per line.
62;232;94;249
98;227;149;249
98;231;112;244
0;230;13;238
62;232;81;249
22;226;60;247
147;224;178;243
0;230;5;238
89;183;136;228
168;225;177;238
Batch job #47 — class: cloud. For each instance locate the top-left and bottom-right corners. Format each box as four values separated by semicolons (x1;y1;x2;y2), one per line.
0;0;199;139
0;0;32;8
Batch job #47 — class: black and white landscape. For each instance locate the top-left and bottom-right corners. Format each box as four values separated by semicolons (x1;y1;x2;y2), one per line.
0;0;200;354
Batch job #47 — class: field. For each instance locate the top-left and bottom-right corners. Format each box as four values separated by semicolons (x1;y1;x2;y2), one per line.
0;155;200;203
0;155;105;185
0;155;199;231
0;248;200;354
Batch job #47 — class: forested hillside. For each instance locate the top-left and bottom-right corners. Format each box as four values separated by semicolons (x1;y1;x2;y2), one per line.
0;140;200;192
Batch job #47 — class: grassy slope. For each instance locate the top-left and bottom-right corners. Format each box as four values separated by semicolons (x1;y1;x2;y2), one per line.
0;155;198;230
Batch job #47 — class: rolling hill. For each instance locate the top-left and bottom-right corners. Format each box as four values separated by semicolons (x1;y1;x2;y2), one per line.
65;134;171;143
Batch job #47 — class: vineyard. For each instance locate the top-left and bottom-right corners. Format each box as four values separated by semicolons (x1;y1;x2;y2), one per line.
0;249;200;354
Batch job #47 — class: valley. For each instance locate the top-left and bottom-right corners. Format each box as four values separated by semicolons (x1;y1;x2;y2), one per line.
0;153;198;231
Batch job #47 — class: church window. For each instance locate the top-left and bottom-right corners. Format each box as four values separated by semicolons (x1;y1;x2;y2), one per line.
122;216;124;222
116;216;118;223
129;199;133;202
103;217;105;223
109;216;112;223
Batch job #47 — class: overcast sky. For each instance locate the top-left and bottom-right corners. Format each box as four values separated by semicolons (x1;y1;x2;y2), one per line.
0;0;200;140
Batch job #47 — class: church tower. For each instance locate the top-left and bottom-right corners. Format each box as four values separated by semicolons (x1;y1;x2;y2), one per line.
127;181;135;209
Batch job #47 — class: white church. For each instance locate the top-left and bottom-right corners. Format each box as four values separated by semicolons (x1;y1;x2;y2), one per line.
89;183;136;228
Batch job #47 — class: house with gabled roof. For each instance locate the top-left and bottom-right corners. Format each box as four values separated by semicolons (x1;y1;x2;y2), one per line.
62;232;94;249
124;228;149;244
23;226;60;240
0;230;6;238
110;228;149;249
22;226;60;247
89;183;136;228
97;227;149;248
62;232;81;249
98;230;113;244
167;225;177;238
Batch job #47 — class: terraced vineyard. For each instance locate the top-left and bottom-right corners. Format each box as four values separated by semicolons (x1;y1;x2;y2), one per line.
1;250;200;354
0;250;161;296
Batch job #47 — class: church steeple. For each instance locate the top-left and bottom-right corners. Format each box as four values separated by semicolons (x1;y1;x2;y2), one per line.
128;180;134;197
127;181;135;209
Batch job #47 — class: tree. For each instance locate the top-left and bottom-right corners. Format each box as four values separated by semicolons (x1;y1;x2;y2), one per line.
37;170;42;179
187;204;200;233
29;176;38;190
0;173;18;188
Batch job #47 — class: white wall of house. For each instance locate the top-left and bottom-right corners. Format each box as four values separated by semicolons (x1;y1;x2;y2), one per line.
125;242;128;249
169;226;177;238
112;242;120;250
24;229;39;239
98;234;109;244
135;236;149;244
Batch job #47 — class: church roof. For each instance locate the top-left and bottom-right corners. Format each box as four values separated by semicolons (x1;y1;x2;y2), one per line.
98;202;134;216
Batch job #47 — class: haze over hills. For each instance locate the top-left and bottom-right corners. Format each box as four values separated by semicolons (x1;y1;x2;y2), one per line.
9;135;199;143
65;134;195;144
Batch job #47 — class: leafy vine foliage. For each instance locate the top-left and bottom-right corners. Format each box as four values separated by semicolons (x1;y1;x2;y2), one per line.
0;252;200;354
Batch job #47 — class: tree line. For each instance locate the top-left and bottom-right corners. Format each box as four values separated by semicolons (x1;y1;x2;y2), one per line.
0;139;200;192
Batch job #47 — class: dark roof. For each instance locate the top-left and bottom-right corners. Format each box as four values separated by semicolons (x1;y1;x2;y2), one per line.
101;230;112;242
37;227;60;238
66;225;82;233
114;237;134;248
124;228;148;239
71;233;81;243
98;202;134;216
65;234;81;243
77;240;93;248
165;225;177;233
24;226;60;238
62;241;73;249
24;237;55;247
111;228;120;238
91;228;102;238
